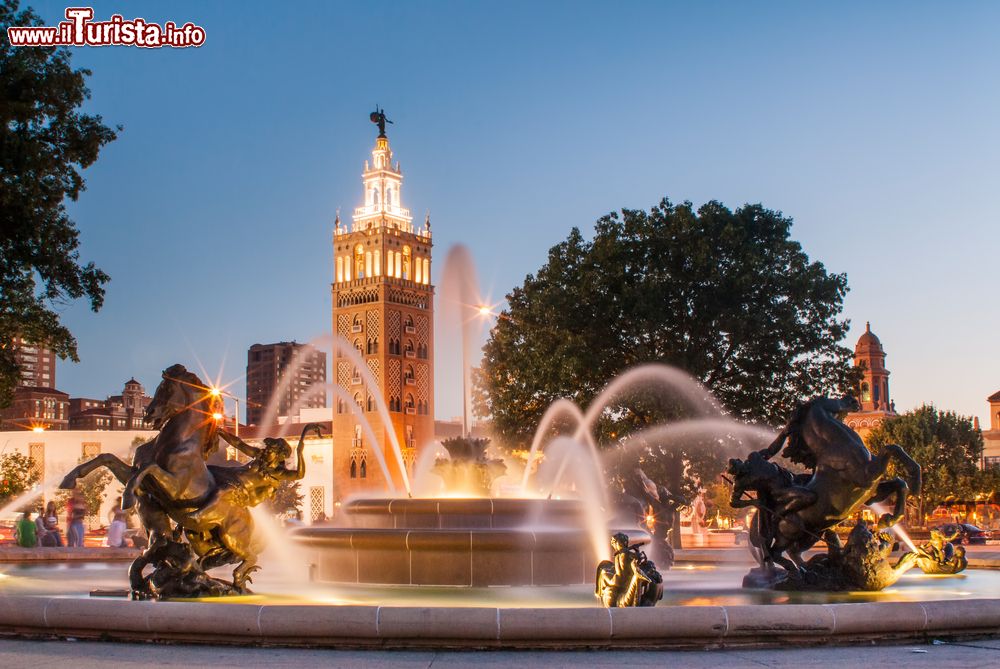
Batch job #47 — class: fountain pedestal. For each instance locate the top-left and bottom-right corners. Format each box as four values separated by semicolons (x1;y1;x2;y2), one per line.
293;498;649;587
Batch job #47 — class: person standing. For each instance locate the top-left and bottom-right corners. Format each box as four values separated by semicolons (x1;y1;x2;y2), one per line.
14;511;37;547
66;492;86;547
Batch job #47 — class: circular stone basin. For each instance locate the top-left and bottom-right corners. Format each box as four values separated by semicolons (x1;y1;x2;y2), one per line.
291;497;648;587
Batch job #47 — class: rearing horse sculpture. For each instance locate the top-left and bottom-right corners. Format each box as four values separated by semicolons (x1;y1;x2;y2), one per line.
60;365;227;595
729;394;921;577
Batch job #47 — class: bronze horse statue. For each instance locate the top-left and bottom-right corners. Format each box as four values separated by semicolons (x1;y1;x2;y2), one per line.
60;364;313;596
729;394;921;578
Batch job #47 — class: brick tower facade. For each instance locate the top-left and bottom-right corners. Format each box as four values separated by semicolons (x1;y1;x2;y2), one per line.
845;322;896;443
331;115;434;497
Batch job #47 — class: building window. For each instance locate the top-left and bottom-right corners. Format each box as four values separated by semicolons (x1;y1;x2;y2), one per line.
860;382;870;403
354;244;365;279
402;246;411;280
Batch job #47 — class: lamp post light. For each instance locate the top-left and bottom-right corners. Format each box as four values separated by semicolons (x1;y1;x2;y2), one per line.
210;387;241;438
462;304;496;438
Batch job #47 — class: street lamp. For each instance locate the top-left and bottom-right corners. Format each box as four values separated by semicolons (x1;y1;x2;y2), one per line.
463;304;496;437
209;387;241;437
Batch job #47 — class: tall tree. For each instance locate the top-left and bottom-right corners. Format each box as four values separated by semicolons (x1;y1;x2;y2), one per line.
0;1;118;406
867;405;988;523
476;198;857;448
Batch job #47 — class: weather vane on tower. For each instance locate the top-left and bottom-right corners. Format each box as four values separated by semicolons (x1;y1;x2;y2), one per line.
370;107;392;138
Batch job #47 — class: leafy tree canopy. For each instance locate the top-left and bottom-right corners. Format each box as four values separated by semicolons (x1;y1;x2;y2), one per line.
868;405;995;517
0;451;39;505
0;0;118;406
476;198;857;454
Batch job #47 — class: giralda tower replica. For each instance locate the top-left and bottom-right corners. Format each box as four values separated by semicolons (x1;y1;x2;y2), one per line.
331;110;434;497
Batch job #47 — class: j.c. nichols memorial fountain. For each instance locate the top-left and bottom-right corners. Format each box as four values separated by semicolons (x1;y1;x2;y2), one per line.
0;112;992;649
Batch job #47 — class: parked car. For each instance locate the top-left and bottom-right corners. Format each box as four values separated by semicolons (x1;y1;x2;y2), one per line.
933;523;991;545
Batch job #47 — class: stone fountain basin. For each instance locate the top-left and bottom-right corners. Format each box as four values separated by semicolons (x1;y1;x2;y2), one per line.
0;594;998;648
294;526;606;586
341;497;588;529
292;497;646;586
0;560;999;647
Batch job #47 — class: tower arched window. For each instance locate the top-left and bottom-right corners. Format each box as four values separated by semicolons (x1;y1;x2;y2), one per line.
405;339;414;357
367;395;375;412
861;382;871;403
423;258;430;284
337;397;345;414
402;246;411;280
336;256;344;283
405;365;414;382
873;382;880;404
372;188;379;206
350;460;357;479
353;338;363;355
354;244;365;279
365;251;373;278
354;392;363;409
405;394;415;410
386;186;393;207
360;459;367;478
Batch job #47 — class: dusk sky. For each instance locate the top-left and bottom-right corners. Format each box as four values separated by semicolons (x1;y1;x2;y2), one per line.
28;1;1000;426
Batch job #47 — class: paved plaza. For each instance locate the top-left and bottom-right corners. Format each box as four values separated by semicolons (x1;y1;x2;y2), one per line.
0;638;999;669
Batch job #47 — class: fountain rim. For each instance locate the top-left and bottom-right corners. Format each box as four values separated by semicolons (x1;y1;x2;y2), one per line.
0;592;997;649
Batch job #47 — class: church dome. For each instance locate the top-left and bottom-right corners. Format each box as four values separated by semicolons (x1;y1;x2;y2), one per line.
855;322;883;354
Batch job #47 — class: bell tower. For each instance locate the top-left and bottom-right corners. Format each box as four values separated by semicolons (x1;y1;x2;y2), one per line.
844;321;895;443
331;110;434;497
854;322;890;412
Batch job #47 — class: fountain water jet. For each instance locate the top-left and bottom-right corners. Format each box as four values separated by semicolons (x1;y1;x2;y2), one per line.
328;334;412;495
271;380;398;495
534;436;612;560
520;398;589;494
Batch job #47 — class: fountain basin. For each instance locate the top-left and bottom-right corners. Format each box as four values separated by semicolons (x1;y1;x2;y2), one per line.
1;593;999;648
341;497;586;529
292;497;647;586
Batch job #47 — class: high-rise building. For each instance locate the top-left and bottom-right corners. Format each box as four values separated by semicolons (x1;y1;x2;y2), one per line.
0;337;66;430
844;322;896;442
246;342;327;425
330;116;434;496
11;337;57;388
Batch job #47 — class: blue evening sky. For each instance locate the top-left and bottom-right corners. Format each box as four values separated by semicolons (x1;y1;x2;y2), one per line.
26;1;1000;425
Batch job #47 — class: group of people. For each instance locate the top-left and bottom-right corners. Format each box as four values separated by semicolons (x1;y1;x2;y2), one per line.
12;493;130;549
